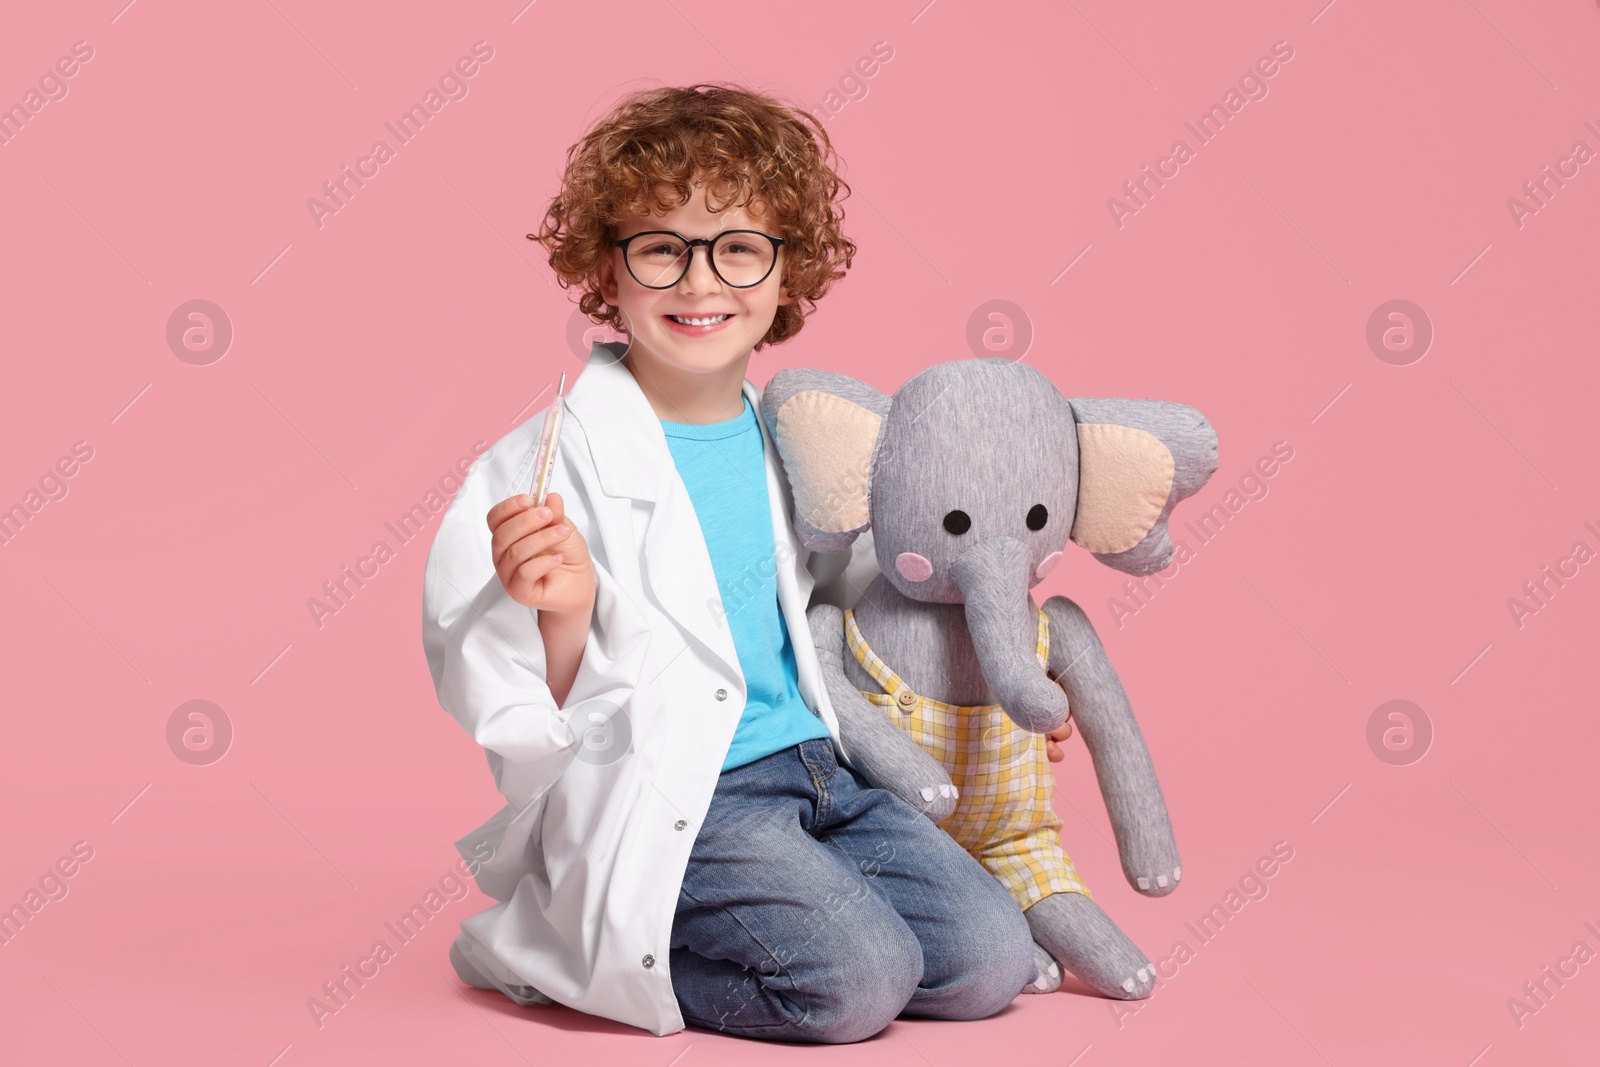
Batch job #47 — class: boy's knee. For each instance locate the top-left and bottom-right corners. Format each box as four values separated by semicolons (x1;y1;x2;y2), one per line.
967;906;1038;1017
927;891;1036;1020
791;921;924;1043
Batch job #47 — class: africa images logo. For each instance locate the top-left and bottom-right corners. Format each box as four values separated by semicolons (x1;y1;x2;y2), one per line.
306;41;495;229
1106;40;1296;229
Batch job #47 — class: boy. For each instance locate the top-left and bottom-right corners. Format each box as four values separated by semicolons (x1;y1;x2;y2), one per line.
421;84;1035;1042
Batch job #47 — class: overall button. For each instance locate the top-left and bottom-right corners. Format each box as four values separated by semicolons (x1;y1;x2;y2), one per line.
714;688;728;701
896;689;918;707
674;819;687;830
642;954;655;968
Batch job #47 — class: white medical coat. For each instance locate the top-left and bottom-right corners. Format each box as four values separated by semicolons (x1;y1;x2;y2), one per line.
421;341;866;1036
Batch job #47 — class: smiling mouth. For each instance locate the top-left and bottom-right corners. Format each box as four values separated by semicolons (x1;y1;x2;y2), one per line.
666;314;732;326
662;313;735;336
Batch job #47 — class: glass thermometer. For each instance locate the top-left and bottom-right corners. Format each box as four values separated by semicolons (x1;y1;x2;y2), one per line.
530;370;567;507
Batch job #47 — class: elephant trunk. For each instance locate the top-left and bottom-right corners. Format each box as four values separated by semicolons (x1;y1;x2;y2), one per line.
950;537;1068;733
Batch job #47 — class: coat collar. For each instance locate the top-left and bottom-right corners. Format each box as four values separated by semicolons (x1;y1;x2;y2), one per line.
562;341;671;503
561;340;817;686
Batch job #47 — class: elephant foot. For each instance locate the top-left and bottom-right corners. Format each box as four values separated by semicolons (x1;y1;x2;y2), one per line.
1123;835;1181;898
1025;892;1155;1000
911;781;959;821
1023;939;1062;994
840;705;959;821
818;676;960;821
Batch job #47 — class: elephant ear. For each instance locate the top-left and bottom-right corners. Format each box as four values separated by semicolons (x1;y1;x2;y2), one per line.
760;368;891;553
1067;397;1219;575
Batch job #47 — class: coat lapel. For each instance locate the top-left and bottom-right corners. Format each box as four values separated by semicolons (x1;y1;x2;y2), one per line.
562;342;740;680
561;340;844;758
752;380;836;746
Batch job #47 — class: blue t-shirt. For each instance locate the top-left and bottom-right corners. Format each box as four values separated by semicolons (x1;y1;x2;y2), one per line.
661;395;831;772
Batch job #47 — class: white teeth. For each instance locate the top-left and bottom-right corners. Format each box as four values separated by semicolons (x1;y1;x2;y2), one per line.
670;314;728;326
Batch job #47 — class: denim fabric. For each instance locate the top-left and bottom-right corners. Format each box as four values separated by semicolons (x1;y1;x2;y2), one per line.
670;738;1035;1043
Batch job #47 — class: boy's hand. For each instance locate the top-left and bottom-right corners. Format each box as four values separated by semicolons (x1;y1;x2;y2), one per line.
1045;715;1073;763
487;491;595;616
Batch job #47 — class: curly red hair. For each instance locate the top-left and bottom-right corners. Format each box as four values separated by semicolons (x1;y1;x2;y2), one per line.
528;83;856;349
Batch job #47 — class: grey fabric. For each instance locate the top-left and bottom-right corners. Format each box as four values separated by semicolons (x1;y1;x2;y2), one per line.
763;357;1216;1000
807;530;880;612
759;368;892;554
1026;893;1156;1000
807;604;958;821
949;536;1067;734
1024;939;1062;994
1065;396;1220;575
1043;593;1181;895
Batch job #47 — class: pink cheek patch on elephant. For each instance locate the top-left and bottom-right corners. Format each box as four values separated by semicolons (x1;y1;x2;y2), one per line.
896;552;934;582
1035;551;1063;579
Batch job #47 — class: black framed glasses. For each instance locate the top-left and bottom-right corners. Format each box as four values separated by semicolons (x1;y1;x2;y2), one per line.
609;229;786;289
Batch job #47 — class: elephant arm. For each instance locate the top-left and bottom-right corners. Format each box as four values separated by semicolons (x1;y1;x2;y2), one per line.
807;604;959;822
1042;594;1180;897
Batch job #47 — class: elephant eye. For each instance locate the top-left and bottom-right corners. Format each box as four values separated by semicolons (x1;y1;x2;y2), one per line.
1026;504;1048;531
943;510;971;535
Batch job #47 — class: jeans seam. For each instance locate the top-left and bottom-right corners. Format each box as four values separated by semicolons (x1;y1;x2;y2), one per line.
682;1006;814;1036
680;971;812;1037
796;741;835;827
675;892;813;1034
798;739;835;782
814;779;832;827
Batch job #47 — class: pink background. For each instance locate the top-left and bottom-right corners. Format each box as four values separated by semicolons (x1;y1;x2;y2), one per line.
2;0;1597;1064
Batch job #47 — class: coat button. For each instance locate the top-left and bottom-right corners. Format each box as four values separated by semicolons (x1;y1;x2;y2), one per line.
714;688;728;701
674;819;687;830
642;954;655;968
896;689;918;707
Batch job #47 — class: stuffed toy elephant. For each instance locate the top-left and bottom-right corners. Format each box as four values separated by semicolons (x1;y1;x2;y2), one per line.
759;357;1219;1001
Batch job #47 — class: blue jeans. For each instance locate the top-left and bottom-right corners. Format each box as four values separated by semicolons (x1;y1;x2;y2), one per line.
670;737;1035;1043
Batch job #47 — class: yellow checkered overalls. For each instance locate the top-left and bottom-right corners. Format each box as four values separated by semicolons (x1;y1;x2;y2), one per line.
843;607;1091;912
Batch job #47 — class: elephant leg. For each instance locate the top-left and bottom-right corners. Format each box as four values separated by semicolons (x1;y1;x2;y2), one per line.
807;604;959;821
1043;594;1181;896
1025;892;1156;1000
828;684;959;821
